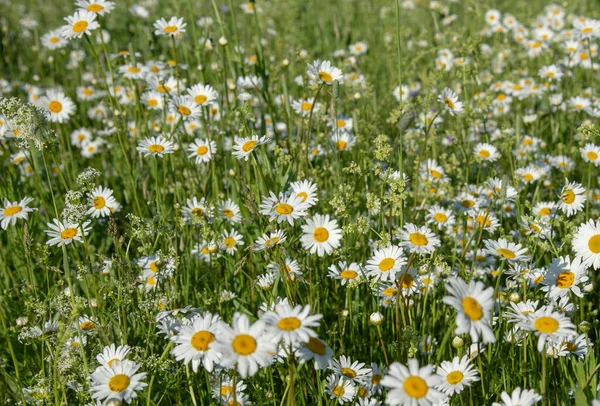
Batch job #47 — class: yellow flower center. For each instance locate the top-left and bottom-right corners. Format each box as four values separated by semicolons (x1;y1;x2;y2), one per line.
148;144;165;153
332;385;345;397
4;205;22;216
336;140;347;150
87;4;104;12
336;119;346;128
301;102;312;111
108;374;130;392
232;334;257;355
583;27;593;34
163;25;178;33
462;297;483;320
306;337;327;355
562;190;575;204
224;237;236;248
476;215;491;228
157;85;171;93
80;321;95;330
409;232;428;246
191;207;204;216
313;227;329;242
318;71;333;82
194;95;208;104
497;248;516;259
433;213;447;223
556;271;575;288
401;274;414;289
341;368;356;378
191;330;214;351
223;209;234;218
588;235;600;254
535;316;559;334
49;101;63;113
523;174;534;181
61;228;78;239
275;203;293;215
178;105;191;116
149;261;159;272
383;286;397;297
340;270;357;279
446;371;464;384
479;150;490;158
277;317;301;331
50;37;60;44
242;140;257;152
296;191;308;202
72;20;89;33
378;258;395;272
196;145;208;155
265;237;280;247
93;196;106;209
539;207;551;216
128;66;141;74
586;151;598;161
403;376;428;399
443;97;455;109
107;358;119;367
461;199;474;208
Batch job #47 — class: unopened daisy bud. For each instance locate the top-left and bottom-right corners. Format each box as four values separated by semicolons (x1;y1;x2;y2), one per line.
218;36;228;46
583;283;594;293
48;56;54;64
341;310;349;318
578;321;591;333
90;298;97;308
16;316;28;327
266;392;273;399
452;336;464;348
509;292;520;302
369;311;384;325
64;287;71;297
106;400;121;406
33;74;40;82
197;64;204;71
282;58;289;66
353;92;361;100
229;169;236;177
174;203;181;210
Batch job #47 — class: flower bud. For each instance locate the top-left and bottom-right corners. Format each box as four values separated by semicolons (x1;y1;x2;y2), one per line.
369;312;384;325
452;336;464;348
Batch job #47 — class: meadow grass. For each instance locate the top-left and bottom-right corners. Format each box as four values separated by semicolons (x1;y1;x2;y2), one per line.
0;0;599;405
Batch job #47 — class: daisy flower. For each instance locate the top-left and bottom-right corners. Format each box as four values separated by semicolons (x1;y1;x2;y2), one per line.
300;214;342;256
307;60;344;85
87;186;118;218
435;355;479;396
76;0;115;15
96;344;131;368
181;196;210;221
442;277;496;343
541;256;589;299
398;223;440;254
486;177;518;201
254;229;286;251
142;91;164;110
559;179;586;217
326;375;356;404
154;16;186;37
61;10;100;39
328;261;363;285
425;205;456;230
219;198;241;223
380;358;446;406
474;143;500;162
263;302;322;346
581;143;600;166
438;87;464;116
90;360;147;404
136;136;175;157
41;90;76;123
232;135;269;161
332;130;356;151
220;228;244;254
187;138;216;164
170;312;221;372
259;192;309;225
484;238;529;262
572;219;600;269
520;307;576;352
212;313;276;378
290;180;318;207
292;98;321;117
365;246;407;283
187;83;218;106
349;41;368;55
491;387;542;406
330;355;372;385
44;219;92;247
170;95;201;119
0;197;36;230
41;29;67;50
532;201;556;218
296;337;334;370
